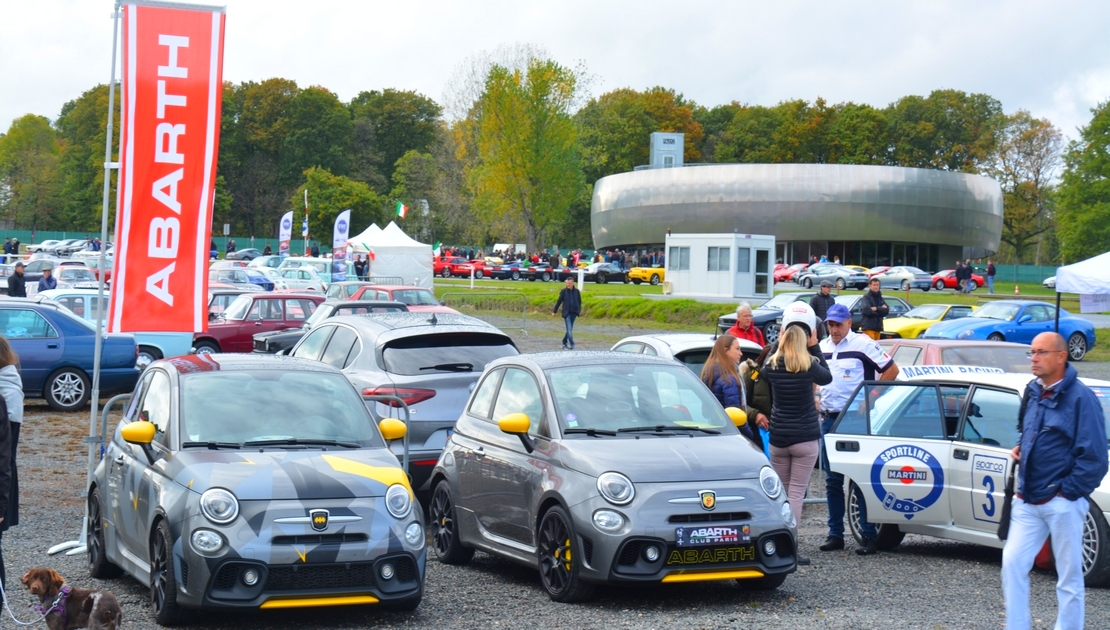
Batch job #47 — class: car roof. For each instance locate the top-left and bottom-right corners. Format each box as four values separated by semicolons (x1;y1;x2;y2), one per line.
322;299;407;309
158;353;342;376
902;368;1110;390
325;312;505;335
881;339;1028;349
239;292;323;300
494;350;682;371
617;333;762;353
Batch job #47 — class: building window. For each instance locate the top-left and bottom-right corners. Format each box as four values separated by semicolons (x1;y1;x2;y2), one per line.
736;247;751;274
707;247;729;272
663;155;675;167
668;247;690;271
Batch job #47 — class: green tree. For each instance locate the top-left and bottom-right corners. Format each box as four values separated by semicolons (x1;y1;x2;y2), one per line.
885;89;1004;172
827;103;888;165
55;84;120;230
468;58;586;252
0;114;63;230
281;86;352;188
986;111;1062;264
714;104;783;163
294;166;384;245
389;150;439;243
694;102;741;162
1056;100;1110;262
349;89;442;187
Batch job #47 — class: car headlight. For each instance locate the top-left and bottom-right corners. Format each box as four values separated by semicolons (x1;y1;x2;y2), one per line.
781;502;796;528
385;484;412;519
760;466;783;500
200;488;239;524
592;509;625;533
957;329;974;339
597;472;635;505
190;528;224;554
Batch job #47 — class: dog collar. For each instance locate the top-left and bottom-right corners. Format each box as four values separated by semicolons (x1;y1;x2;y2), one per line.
36;585;70;626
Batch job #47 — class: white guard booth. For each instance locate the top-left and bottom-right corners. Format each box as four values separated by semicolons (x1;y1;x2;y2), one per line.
664;233;776;301
348;221;434;288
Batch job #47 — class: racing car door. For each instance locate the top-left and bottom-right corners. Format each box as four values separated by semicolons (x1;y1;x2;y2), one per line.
825;382;953;526
948;385;1021;536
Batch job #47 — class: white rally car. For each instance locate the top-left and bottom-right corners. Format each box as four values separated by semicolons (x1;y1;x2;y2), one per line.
824;366;1110;586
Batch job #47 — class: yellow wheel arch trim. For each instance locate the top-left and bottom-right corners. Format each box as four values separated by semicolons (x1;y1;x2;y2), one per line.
320;454;413;497
260;594;379;609
661;569;765;584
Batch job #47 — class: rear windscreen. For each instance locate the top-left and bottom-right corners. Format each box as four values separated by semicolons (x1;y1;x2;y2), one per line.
940;346;1031;373
381;333;518;375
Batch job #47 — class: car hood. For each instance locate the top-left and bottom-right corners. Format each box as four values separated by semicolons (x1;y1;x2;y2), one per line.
167;449;408;500
557;435;765;483
883;316;935;331
922;317;1003;337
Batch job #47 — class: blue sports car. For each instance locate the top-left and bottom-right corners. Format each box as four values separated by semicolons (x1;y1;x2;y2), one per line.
920;300;1096;361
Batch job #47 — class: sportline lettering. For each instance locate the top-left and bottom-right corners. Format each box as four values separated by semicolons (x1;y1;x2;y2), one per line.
880;446;932;464
109;2;225;333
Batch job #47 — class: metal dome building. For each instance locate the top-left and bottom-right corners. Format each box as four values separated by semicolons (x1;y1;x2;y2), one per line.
590;163;1003;271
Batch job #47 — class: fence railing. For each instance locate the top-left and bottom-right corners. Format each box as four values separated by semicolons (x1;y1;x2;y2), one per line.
440;292;527;332
365;276;405;286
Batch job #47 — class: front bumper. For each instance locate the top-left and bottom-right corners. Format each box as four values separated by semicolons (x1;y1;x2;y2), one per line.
565;480;797;586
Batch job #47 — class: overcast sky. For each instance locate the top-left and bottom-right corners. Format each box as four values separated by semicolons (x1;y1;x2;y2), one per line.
3;0;1108;142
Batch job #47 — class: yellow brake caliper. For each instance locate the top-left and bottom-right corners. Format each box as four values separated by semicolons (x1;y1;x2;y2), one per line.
564;538;572;570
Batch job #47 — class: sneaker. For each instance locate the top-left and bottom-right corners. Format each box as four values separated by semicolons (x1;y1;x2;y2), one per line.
797;555;811;566
819;536;844;551
855;539;878;556
562;344;569;350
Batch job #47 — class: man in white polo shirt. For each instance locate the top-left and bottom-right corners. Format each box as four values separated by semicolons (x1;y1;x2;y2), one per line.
818;303;901;555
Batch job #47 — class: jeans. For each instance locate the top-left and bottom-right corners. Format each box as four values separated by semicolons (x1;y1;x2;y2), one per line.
562;315;577;348
988;275;995;294
1002;496;1087;630
822;415;877;540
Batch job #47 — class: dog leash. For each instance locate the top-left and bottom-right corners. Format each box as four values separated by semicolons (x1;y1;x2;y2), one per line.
0;579;50;626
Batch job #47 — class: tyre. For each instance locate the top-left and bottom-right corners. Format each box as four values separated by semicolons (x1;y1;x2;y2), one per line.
151;520;190;625
632;279;642;285
596;273;607;284
901;280;910;291
738;572;787;590
968;280;978;291
542;272;551;282
987;333;1005;342
474;270;484;279
137;345;163;370
650;274;660;286
935;279;945;290
511;270;521;281
537;505;594;602
835;278;846;290
1083;500;1110;587
1069;332;1088;362
88;488;123;579
45;368;90;412
764;323;781;344
528;276;537;282
848;481;904;550
803;277;813;289
193;340;220;355
440;268;451;278
430;481;474;565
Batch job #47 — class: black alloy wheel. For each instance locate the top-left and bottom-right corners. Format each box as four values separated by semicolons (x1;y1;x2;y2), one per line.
87;488;123;578
596;273;608;284
151;520;189;625
632;279;642;285
537;506;594;602
430;481;474;565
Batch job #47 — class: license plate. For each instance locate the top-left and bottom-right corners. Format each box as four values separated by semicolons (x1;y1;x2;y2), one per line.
675;525;751;547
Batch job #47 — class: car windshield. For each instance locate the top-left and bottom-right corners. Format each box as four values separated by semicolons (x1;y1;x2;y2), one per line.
221;295;254;320
381;333;518;375
389;289;438;306
904;305;947;320
303;304;336;328
546;363;737;435
972;303;1021;321
761;293;803;309
59;268;95;281
940;346;1032;373
180;370;382;447
904;267;926;274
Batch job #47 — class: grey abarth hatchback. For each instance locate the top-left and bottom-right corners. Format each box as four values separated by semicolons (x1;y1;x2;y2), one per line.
428;351;798;602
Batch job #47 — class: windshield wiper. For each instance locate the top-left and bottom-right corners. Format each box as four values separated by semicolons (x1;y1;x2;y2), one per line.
182;441;241;449
419;362;473;372
618;425;721;435
563;428;617;437
243;438;360;448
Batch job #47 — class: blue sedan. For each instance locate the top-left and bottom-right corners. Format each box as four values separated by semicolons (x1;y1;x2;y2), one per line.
0;296;140;410
921;300;1096;361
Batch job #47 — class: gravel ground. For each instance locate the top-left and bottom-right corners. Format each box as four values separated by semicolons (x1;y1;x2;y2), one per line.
4;319;1110;628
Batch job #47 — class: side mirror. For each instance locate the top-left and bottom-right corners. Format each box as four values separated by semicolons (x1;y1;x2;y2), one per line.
121;420;156;444
1018;315;1032;324
378;418;407;441
498;413;535;453
725;407;748;427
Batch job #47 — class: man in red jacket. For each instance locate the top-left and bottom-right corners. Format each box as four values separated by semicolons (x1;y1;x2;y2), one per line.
727;303;766;346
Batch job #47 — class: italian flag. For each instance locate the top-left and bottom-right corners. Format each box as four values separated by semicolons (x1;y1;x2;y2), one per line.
396;201;408;219
433;241;442;256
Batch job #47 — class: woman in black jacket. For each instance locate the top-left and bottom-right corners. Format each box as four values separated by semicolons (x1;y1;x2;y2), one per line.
700;335;756;445
761;323;832;561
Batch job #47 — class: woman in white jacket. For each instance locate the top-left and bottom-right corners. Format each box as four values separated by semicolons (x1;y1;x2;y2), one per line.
0;337;18;591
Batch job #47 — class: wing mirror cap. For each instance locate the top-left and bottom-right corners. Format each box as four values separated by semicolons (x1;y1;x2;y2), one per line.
121;420;156;444
1018;314;1032;324
379;418;407;441
498;413;531;435
725;407;748;427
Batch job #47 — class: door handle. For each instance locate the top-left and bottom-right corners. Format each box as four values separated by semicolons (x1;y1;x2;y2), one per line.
474;447;485;460
114;454;125;466
835;441;859;452
47;343;59;349
954;449;968;460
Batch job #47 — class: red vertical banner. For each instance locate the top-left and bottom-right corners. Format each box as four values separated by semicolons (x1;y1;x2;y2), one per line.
109;1;225;333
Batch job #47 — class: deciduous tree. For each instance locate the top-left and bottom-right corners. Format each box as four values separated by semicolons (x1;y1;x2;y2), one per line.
349;89;441;187
55;84;120;230
1056;100;1110;262
0;114;63;229
293;167;384;245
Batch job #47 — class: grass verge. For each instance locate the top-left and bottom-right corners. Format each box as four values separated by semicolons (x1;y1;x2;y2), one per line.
1089;330;1110;363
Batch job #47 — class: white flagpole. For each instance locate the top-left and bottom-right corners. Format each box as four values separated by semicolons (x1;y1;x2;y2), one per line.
51;0;121;555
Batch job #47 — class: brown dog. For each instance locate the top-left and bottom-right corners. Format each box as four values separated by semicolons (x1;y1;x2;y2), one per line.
21;568;122;630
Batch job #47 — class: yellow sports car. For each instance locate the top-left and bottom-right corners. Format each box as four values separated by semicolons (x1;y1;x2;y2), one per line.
880;303;976;338
844;265;869;274
628;266;665;285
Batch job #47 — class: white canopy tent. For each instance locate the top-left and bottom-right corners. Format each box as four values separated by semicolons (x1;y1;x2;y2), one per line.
1052;251;1110;330
348;221;433;287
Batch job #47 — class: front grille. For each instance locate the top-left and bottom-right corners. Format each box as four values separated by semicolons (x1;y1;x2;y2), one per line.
668;511;751;524
581;536;594;565
392;556;417;582
271;533;369;546
212;564;238;590
617;541;642;566
264;563;376;592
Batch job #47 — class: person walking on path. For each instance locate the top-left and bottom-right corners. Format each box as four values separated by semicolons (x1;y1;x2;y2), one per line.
987;258;996;294
817;303;900;556
859;277;888;340
6;263;26;298
0;337;20;592
552;277;581;350
700;335;758;446
727;303;766;347
809;281;836;339
760;304;831;566
1002;332;1107;630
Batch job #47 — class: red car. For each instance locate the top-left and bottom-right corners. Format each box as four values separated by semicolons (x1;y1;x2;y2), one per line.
775;263;808;283
193;292;325;354
433;256;475;278
467;259;493;279
348;285;459;314
932;269;986;291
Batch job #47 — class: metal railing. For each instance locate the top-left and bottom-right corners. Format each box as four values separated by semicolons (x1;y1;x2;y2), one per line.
365;276;405;285
440;291;527;332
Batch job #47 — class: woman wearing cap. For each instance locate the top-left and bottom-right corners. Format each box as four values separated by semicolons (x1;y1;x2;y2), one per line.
760;303;832;564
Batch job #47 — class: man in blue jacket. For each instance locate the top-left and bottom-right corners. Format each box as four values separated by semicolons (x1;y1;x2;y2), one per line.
1002;332;1108;630
552;277;581;350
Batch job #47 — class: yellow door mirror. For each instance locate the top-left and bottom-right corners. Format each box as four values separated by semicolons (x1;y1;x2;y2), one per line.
725;407;748;428
498;413;531;435
378;418;407;441
121;421;156;444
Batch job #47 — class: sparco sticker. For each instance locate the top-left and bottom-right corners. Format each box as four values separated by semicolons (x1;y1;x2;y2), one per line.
870;444;945;520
